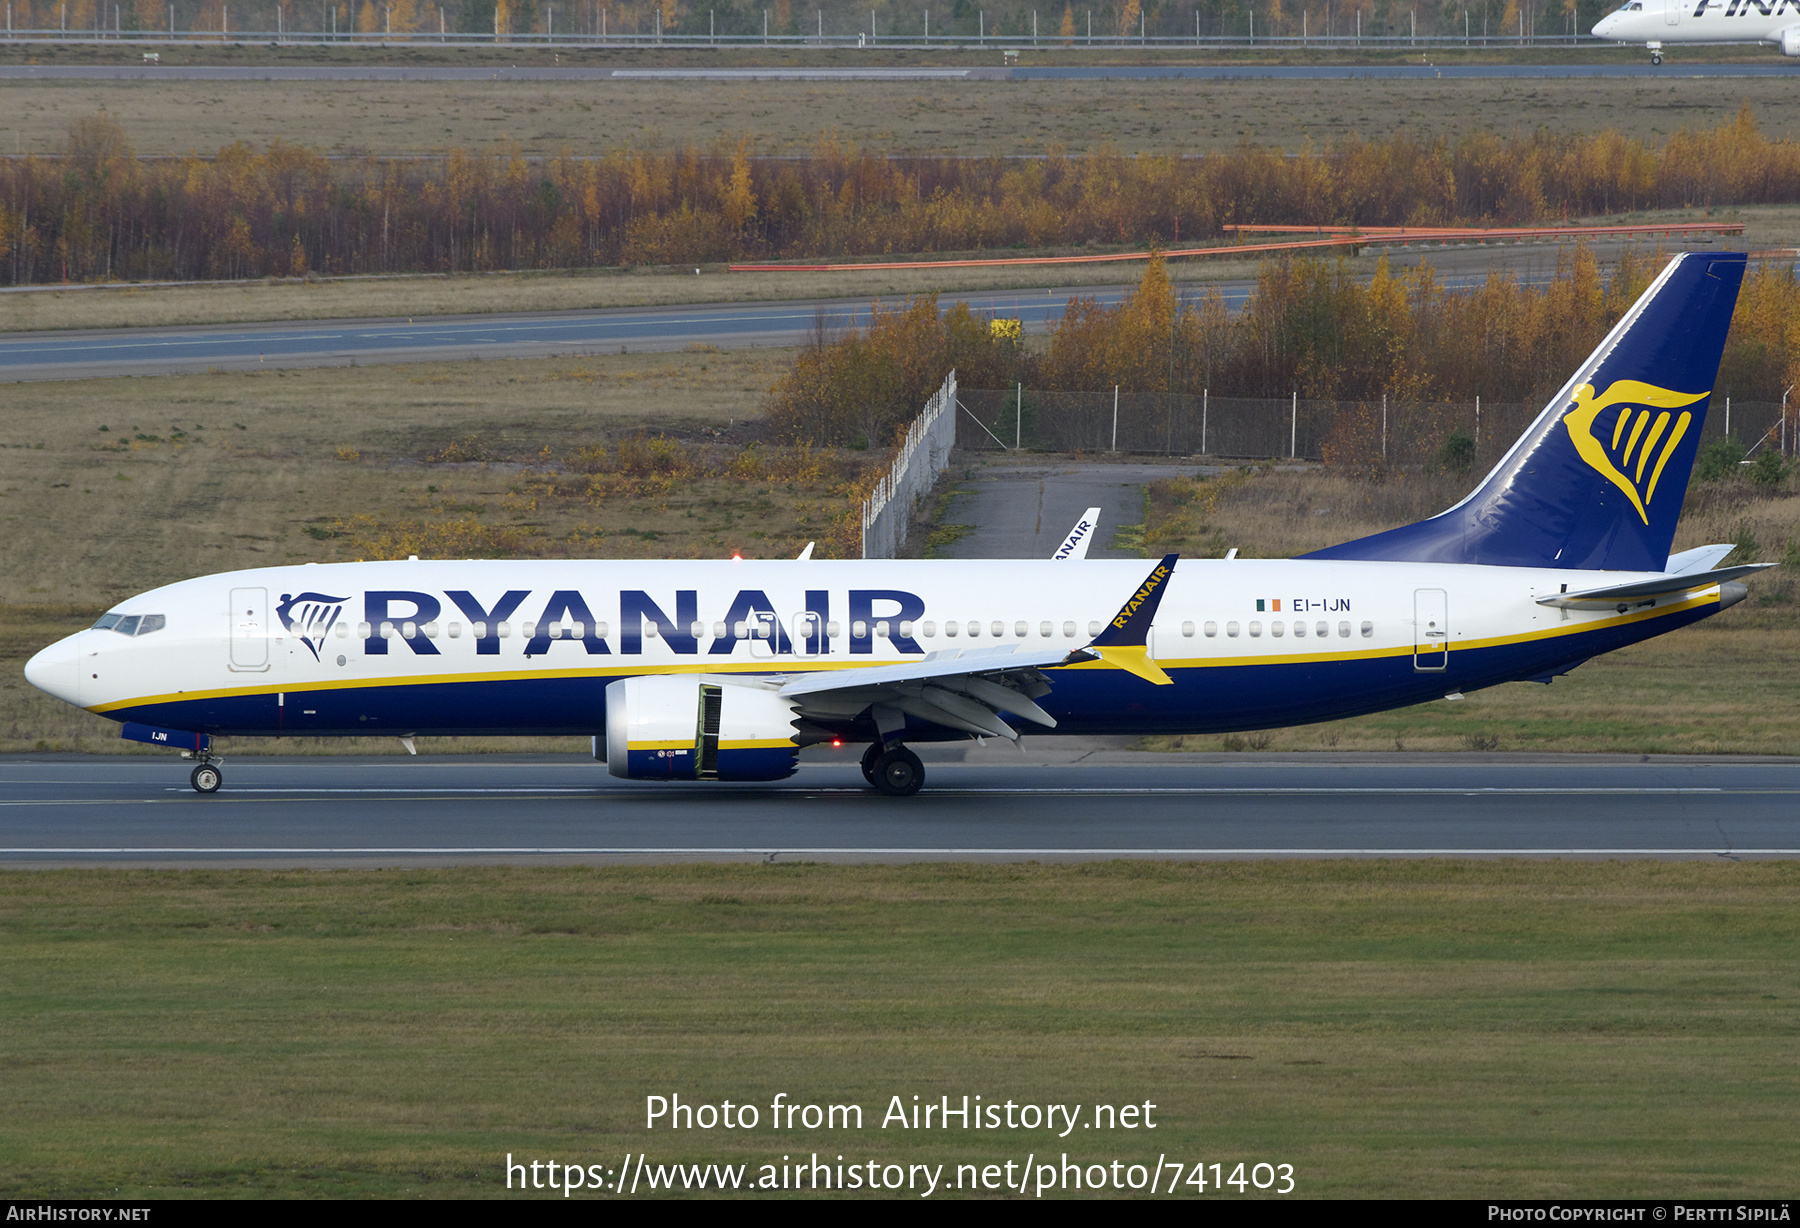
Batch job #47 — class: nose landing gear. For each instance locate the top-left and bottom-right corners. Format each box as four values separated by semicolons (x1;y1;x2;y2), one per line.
189;761;223;794
1648;40;1663;64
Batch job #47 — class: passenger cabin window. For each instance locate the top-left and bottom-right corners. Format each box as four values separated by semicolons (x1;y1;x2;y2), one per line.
1181;621;1195;637
1226;621;1240;637
1360;621;1374;638
1204;621;1218;638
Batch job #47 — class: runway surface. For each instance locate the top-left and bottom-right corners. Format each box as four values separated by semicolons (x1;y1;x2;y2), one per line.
0;259;1580;380
3;751;1797;865
2;63;1798;80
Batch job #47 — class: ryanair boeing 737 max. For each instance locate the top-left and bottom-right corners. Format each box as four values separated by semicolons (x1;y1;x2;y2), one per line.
24;252;1768;796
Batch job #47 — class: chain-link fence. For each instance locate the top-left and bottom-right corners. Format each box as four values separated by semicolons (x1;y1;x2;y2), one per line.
957;388;1797;468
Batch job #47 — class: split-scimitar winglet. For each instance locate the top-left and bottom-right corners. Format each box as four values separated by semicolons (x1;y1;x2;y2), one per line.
1063;554;1179;686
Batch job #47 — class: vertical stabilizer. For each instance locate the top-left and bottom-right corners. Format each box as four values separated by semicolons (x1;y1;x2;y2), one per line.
1304;251;1746;571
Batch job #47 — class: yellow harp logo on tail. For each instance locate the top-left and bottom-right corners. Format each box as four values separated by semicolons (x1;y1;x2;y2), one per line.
1561;380;1709;525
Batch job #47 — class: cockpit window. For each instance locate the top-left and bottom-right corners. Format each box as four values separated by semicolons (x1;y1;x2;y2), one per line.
92;612;165;636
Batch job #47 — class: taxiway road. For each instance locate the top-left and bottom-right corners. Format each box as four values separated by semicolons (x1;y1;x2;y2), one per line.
0;255;1583;381
0;285;1144;381
2;64;1799;81
3;751;1796;866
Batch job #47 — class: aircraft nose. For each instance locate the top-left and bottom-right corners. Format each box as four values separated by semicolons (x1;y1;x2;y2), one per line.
1593;14;1615;34
24;635;82;707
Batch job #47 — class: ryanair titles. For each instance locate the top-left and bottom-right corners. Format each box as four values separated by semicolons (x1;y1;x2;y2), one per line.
343;588;929;657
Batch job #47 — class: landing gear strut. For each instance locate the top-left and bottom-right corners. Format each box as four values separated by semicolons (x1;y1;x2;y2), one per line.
1651;51;1663;64
868;744;925;797
189;761;223;794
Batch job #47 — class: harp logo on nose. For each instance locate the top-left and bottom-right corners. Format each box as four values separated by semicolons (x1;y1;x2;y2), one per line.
277;591;348;661
1561;380;1710;525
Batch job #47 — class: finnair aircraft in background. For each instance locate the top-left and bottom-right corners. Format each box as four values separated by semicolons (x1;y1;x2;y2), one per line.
1593;0;1800;63
26;252;1766;797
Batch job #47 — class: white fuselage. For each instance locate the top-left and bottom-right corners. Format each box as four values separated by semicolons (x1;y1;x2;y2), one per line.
1593;0;1800;51
25;555;1725;740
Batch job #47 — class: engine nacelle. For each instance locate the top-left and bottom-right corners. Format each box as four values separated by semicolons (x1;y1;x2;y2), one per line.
1782;25;1800;55
604;675;801;782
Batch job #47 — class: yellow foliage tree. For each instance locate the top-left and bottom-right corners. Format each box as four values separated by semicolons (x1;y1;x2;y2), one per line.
1118;0;1140;36
722;142;758;233
389;0;419;31
132;0;160;30
357;0;378;31
1059;3;1074;41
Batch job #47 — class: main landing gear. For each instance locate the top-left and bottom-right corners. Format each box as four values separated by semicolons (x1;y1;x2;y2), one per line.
861;741;925;797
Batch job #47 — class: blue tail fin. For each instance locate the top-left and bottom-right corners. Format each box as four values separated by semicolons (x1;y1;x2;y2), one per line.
1304;251;1746;572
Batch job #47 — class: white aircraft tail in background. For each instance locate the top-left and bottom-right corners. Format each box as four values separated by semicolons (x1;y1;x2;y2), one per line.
1052;509;1102;560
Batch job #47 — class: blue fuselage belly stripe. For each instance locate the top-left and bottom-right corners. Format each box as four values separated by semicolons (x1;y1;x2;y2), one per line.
103;604;1707;738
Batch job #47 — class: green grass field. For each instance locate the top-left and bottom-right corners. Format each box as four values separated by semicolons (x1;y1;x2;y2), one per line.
1;862;1795;1198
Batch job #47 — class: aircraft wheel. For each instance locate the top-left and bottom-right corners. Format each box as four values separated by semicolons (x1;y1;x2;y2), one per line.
1651;52;1662;64
872;746;925;797
190;763;222;794
860;742;883;785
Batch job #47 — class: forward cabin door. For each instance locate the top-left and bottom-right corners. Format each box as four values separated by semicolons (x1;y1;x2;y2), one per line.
1665;0;1680;24
229;587;271;672
1413;589;1449;672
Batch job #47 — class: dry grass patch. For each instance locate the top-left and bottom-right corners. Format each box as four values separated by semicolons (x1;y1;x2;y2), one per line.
0;349;793;606
5;76;1800;160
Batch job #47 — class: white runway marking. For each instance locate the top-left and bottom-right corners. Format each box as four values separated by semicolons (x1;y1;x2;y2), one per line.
166;785;1729;795
2;847;1796;856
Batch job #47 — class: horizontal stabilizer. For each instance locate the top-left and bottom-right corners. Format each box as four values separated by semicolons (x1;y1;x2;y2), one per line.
1666;543;1738;575
1536;565;1772;609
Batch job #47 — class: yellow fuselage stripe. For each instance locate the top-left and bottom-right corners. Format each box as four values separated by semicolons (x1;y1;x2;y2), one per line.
89;590;1719;714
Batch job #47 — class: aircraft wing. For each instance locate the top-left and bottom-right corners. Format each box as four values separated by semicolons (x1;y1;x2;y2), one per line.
1536;564;1772;609
776;555;1178;741
778;643;1073;698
